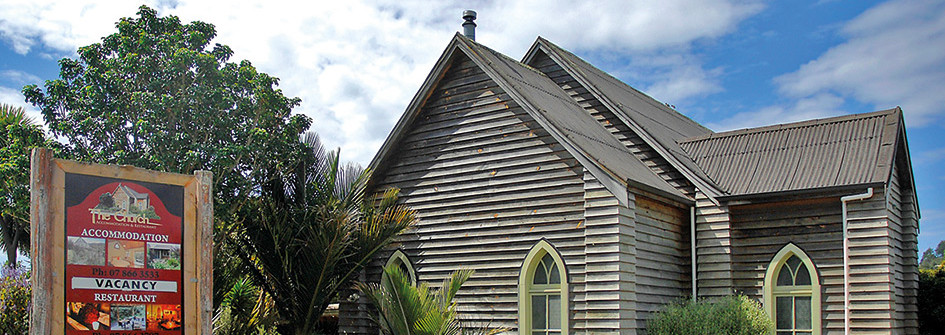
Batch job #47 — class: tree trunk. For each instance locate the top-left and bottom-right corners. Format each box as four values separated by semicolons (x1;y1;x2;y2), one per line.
0;214;18;267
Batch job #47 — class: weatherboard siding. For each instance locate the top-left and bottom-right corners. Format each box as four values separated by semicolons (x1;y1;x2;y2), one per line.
361;54;592;334
694;191;733;298
729;197;845;334
632;194;691;330
887;161;919;334
528;51;695;198
580;172;637;334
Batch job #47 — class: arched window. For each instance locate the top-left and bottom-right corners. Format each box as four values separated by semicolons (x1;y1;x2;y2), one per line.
764;243;821;335
383;249;416;284
519;240;568;335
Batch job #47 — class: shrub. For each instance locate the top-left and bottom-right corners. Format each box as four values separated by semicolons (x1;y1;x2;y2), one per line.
0;264;30;334
647;295;773;335
919;262;945;335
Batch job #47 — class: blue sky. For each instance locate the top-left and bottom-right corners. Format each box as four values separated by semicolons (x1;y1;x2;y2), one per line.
1;0;944;264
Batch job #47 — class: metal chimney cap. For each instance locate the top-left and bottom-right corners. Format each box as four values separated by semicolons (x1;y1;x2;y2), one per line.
462;10;477;40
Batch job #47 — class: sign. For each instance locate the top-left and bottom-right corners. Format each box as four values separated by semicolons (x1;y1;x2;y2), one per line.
64;175;184;334
30;149;213;335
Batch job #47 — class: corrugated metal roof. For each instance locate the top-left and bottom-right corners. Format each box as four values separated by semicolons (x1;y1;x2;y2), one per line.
527;38;723;195
679;108;901;196
455;35;687;202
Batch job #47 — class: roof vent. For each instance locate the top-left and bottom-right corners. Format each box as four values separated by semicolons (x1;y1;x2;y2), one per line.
462;10;477;41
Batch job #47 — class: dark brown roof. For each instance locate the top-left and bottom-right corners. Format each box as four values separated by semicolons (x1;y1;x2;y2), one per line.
524;37;723;196
679;108;902;196
370;34;689;205
457;35;686;202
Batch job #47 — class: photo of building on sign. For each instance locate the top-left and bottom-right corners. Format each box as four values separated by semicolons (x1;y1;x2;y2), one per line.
147;242;181;270
66;302;110;331
66;236;106;266
93;183;160;220
108;239;145;268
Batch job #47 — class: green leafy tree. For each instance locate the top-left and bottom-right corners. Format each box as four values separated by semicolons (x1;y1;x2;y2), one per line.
357;264;483;335
225;134;416;334
0;104;55;266
919;240;945;270
22;5;311;219
20;5;310;312
919;261;945;334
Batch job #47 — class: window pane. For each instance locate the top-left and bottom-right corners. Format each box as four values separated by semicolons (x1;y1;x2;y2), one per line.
795;264;811;285
776;297;793;329
787;255;801;270
549;262;560;284
542;254;554;269
532;295;546;330
548;294;561;329
777;265;794;286
534;262;547;285
777;332;792;335
795;297;812;330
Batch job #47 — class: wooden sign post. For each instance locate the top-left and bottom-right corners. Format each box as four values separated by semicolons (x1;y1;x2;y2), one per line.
30;148;213;334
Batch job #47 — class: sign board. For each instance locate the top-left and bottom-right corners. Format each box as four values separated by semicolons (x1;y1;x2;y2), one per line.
30;148;213;335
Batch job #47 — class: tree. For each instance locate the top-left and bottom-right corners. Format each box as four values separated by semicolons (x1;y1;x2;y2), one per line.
0;104;55;266
919;240;945;270
20;5;310;311
22;5;311;219
919;261;945;334
357;264;482;335
225;134;416;334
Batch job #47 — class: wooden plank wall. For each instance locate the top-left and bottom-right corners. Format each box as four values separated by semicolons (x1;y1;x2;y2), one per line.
729;197;844;333
846;189;896;334
887;161;920;334
633;195;690;328
695;191;733;298
527;51;695;198
581;172;637;334
344;53;590;334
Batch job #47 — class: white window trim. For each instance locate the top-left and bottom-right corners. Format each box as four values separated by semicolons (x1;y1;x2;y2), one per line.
382;249;416;284
518;240;569;335
763;243;821;335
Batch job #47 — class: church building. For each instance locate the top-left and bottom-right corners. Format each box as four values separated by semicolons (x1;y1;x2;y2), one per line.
341;23;919;334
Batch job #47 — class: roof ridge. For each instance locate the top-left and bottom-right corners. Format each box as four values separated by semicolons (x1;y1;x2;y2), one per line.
681;107;900;143
536;37;713;134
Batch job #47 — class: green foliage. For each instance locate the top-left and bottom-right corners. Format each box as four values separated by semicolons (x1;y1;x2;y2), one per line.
20;5;310;327
213;277;279;335
21;5;311;219
919;240;945;270
919;262;945;334
0;264;31;334
647;295;773;335
225;134;416;334
357;265;481;335
0;103;57;266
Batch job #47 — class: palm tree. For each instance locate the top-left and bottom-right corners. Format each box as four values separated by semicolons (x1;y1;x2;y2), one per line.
0;103;45;267
357;265;476;335
224;132;416;334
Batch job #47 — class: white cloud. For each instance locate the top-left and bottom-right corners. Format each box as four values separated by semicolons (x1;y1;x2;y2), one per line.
775;0;945;127
0;86;43;122
0;0;762;165
705;93;845;132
